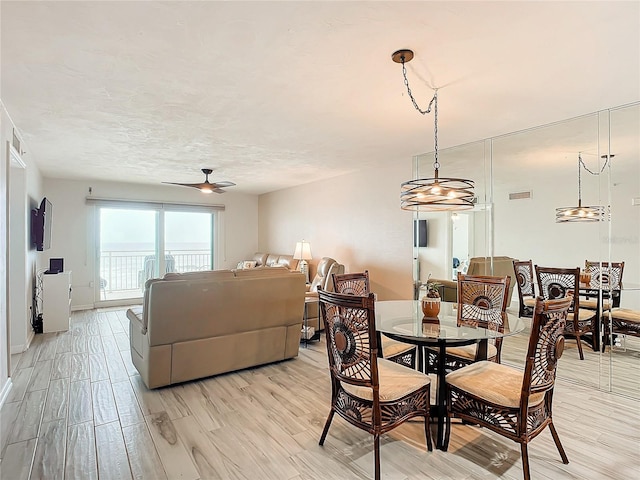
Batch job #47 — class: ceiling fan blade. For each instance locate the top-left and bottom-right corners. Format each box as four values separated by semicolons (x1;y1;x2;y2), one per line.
210;181;236;188
162;182;207;189
212;188;227;194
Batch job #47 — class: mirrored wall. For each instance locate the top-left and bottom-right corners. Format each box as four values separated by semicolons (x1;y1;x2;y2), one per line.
413;102;640;398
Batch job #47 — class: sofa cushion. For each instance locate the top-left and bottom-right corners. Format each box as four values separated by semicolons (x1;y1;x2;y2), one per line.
162;270;235;281
233;266;291;277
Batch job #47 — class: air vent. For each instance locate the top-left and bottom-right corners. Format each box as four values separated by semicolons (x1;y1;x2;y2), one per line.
509;191;532;200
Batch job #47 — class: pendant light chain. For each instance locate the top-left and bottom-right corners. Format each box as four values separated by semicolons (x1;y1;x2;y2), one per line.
579;155;610;175
400;58;439;170
577;154;583;206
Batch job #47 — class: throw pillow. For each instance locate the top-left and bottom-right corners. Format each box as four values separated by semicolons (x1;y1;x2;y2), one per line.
242;260;257;269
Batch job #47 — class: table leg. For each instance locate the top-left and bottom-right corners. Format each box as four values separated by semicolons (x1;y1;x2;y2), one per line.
435;341;447;450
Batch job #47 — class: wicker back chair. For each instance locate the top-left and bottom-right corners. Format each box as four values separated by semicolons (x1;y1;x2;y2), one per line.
535;266;595;360
446;295;572;480
513;260;537;318
317;288;432;480
432;274;510;372
583;261;625;311
332;271;416;369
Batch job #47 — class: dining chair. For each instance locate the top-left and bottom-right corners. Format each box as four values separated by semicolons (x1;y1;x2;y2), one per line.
513;260;537;318
317;288;432;480
582;260;625;311
445;295;572;480
428;273;510;372
535;266;596;360
333;271;417;369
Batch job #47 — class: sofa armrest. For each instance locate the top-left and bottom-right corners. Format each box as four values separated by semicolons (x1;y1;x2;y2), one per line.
126;306;146;334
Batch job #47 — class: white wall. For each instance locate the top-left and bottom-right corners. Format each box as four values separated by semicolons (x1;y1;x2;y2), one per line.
1;103;43;402
259;162;414;300
1;106;9;401
43;178;259;309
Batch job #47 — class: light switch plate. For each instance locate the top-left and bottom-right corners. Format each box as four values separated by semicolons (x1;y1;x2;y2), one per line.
632;197;640;206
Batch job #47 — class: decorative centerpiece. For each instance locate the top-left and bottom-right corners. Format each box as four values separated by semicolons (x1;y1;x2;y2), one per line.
421;280;442;318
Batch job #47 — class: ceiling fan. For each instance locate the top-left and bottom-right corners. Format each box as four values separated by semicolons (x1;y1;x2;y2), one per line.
162;168;236;194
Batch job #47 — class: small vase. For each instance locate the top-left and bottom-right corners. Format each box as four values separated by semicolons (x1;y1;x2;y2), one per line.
421;296;441;317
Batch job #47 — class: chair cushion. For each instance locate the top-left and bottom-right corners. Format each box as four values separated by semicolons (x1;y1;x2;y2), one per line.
523;298;537;307
609;308;640;324
575;308;597;321
342;358;430;402
444;343;498;361
381;336;415;358
581;298;611;311
446;361;544;408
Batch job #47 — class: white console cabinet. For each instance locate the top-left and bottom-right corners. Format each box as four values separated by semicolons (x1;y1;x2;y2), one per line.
42;271;72;333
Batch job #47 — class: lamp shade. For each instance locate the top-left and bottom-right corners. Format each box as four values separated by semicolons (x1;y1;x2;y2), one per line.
293;241;312;260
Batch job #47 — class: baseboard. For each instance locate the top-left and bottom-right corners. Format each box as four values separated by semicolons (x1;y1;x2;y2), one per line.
10;329;35;355
10;344;26;355
0;378;13;410
72;304;94;312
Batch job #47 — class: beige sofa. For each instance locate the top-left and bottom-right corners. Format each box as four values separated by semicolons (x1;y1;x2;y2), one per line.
240;252;299;270
127;267;306;389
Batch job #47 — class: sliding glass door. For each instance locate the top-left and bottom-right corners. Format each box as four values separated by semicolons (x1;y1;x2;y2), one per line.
97;205;216;303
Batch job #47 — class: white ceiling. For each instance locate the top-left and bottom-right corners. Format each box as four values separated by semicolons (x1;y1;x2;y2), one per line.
2;1;639;195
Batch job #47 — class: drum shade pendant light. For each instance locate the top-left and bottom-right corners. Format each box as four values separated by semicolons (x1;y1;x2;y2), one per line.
555;153;608;223
392;49;474;211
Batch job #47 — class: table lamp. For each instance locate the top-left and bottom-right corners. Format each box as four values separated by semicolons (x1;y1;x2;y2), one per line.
293;240;312;283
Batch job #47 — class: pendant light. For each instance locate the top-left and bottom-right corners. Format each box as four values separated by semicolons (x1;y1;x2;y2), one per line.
555;153;608;223
392;49;475;211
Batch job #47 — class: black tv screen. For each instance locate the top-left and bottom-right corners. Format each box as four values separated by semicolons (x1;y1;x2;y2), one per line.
31;197;52;251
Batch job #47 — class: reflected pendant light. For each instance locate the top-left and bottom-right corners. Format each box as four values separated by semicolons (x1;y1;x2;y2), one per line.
555;153;606;223
392;49;475;211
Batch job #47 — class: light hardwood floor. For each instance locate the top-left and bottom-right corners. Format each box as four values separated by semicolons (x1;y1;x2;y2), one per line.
1;307;639;479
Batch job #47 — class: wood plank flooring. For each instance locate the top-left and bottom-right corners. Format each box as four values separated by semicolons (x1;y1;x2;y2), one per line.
1;307;639;479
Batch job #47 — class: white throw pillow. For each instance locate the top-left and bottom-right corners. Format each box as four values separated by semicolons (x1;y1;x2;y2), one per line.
242;260;257;269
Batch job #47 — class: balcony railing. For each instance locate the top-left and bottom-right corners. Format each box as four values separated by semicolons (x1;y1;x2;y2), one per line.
99;250;212;295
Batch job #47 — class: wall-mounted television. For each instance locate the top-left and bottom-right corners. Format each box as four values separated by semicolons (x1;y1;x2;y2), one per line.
31;197;53;251
414;219;428;247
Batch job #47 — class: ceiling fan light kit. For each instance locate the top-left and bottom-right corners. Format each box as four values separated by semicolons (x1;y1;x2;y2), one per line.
162;168;235;194
392;49;475;212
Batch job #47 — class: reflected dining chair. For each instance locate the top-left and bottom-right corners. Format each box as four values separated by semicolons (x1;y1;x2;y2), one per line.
582;260;625;311
445;295;572;480
535;266;596;360
428;273;510;372
333;271;417;369
317;288;432;480
513;260;537;318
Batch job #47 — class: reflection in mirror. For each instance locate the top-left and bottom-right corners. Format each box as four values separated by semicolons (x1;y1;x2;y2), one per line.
411;102;640;398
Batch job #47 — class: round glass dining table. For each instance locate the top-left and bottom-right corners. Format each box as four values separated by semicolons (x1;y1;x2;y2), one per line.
375;300;525;450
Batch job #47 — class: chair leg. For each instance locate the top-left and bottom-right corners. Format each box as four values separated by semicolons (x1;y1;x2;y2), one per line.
548;422;569;464
520;443;531;480
575;333;585;360
319;409;335;445
374;433;381;480
425;395;433;452
443;391;451;451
